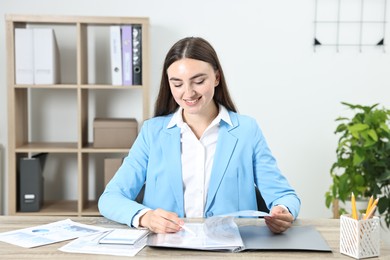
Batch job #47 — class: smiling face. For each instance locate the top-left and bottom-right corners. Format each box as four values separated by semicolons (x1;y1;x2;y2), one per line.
167;58;220;120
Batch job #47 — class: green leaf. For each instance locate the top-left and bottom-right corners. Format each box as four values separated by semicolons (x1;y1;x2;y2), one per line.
348;123;369;133
378;170;390;182
367;129;378;142
338;175;350;200
377;197;388;214
335;123;348;133
354;175;365;186
380;122;390;133
325;193;333;208
353;151;364;165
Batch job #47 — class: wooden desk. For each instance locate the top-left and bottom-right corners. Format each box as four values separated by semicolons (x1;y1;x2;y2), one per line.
0;216;389;259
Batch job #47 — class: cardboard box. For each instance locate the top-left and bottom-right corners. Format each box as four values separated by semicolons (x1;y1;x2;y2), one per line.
104;157;145;203
104;158;123;186
94;118;138;148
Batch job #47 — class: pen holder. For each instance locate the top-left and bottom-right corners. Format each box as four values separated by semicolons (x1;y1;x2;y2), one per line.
340;214;380;259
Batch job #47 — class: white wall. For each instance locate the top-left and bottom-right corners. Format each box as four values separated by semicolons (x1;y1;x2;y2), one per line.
1;0;390;218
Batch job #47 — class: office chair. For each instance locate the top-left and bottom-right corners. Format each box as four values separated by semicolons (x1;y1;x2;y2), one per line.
255;186;269;213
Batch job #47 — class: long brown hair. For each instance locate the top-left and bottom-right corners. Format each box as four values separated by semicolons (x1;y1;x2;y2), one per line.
154;37;237;117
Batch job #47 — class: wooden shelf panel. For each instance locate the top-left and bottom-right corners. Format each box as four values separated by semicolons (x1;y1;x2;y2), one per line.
80;84;143;90
81;200;100;216
13;84;144;89
14;84;78;89
15;142;78;153
6;14;149;25
82;143;129;153
15;200;78;216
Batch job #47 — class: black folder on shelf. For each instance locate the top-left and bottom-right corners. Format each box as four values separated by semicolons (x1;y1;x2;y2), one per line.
18;153;48;212
132;25;142;85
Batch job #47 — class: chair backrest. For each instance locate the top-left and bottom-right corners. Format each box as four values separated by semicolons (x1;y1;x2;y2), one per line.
255;186;269;213
135;184;145;203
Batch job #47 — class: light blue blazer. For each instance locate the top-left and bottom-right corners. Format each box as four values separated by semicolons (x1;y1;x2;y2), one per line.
98;111;300;227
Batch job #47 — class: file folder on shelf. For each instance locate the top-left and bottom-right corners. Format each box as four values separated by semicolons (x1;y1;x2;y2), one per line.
14;28;34;84
19;153;48;212
132;25;142;85
121;25;133;86
33;28;60;84
110;26;122;86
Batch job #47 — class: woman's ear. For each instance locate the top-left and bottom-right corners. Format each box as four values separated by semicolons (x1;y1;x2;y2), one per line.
215;70;220;87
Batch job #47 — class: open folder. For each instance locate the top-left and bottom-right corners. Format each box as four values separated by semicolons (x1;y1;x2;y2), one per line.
147;214;332;252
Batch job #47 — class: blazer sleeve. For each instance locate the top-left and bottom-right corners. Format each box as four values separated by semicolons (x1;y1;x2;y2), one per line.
98;120;151;227
251;118;301;219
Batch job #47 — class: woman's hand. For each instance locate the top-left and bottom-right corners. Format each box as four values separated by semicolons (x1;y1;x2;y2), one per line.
264;205;294;233
139;208;184;234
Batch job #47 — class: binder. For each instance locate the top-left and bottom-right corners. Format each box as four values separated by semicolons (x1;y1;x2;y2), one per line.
132;25;142;85
19;153;48;212
110;26;122;85
14;28;34;84
121;25;133;86
33;28;60;84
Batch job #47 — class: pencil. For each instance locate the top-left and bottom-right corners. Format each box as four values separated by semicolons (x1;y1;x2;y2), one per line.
365;198;379;219
364;205;377;220
164;217;197;236
371;198;379;210
365;196;374;216
351;193;358;220
179;223;197;236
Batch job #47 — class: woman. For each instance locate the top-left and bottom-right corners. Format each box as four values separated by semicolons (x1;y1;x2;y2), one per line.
98;37;300;234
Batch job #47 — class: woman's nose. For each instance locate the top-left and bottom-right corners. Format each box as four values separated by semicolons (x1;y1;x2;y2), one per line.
183;83;194;94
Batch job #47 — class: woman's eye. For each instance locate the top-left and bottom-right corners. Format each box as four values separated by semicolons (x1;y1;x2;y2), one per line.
171;82;182;87
195;79;205;85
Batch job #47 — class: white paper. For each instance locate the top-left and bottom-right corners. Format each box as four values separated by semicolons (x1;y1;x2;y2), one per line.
59;231;146;257
98;228;149;245
0;219;108;248
219;210;270;217
147;216;244;251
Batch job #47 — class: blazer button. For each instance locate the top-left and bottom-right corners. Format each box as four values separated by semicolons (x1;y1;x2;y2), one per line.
206;212;213;217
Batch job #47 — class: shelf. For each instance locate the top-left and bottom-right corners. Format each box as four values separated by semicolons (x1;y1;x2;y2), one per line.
15;142;78;153
81;201;100;216
14;142;132;153
15;200;78;216
14;84;78;89
79;84;143;89
7;14;149;216
82;143;130;153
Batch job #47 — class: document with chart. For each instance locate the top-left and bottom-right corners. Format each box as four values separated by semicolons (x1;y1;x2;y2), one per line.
0;219;108;248
147;216;245;252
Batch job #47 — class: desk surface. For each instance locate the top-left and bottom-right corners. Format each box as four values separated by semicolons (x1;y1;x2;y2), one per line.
0;216;389;259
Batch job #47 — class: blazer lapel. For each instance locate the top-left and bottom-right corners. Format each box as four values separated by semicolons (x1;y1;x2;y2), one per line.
161;122;185;215
205;118;238;212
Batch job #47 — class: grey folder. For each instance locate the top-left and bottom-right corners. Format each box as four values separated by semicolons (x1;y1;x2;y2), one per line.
148;224;332;252
19;153;48;212
239;225;332;252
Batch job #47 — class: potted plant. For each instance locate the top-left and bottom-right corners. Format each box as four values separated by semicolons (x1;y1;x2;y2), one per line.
325;102;390;227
